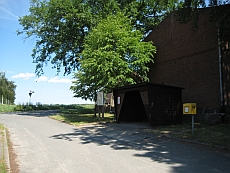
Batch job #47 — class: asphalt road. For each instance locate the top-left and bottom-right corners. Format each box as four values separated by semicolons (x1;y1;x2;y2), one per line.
0;111;230;173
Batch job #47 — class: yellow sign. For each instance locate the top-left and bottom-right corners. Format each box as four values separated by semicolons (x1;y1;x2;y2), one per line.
183;103;196;114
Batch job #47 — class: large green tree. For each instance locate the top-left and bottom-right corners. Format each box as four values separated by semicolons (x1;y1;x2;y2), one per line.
70;13;156;102
0;72;16;104
18;0;180;76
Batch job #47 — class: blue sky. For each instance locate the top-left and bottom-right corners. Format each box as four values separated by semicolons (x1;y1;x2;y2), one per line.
0;0;92;105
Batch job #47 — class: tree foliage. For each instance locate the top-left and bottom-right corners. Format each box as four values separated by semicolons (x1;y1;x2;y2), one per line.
0;72;16;104
70;13;156;101
18;0;93;76
18;0;181;76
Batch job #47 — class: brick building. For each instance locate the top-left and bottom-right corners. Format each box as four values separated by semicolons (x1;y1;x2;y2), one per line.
145;6;230;113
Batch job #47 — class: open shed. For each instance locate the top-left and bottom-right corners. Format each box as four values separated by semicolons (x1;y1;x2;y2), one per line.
113;83;183;126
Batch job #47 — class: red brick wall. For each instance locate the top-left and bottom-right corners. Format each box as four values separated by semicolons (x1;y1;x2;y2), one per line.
145;8;222;111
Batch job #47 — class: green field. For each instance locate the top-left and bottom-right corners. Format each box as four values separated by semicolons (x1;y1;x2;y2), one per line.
50;104;114;126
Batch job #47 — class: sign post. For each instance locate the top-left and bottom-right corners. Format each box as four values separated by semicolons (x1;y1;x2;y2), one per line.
97;91;104;118
183;103;197;135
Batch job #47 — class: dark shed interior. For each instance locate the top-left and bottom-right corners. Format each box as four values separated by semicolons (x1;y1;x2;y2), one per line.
119;90;148;122
113;83;183;126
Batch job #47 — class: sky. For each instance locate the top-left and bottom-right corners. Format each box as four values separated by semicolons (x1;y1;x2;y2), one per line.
0;0;93;105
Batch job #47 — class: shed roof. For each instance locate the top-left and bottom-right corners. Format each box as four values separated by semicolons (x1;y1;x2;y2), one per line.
113;82;184;91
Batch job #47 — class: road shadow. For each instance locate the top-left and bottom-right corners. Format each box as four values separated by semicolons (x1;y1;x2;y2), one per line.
15;110;60;117
50;122;230;173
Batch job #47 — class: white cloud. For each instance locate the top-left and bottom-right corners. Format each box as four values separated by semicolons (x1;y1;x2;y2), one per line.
35;76;48;82
48;77;73;83
12;73;35;80
0;6;19;20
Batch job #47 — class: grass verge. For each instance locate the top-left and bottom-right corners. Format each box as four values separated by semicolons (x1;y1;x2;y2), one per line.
150;122;230;149
50;104;114;126
0;124;7;173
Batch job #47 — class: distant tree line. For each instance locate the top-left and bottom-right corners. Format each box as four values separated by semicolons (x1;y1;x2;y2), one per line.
0;72;16;104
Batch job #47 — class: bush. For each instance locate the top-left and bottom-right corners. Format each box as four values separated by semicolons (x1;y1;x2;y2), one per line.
0;104;17;113
0;103;95;113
